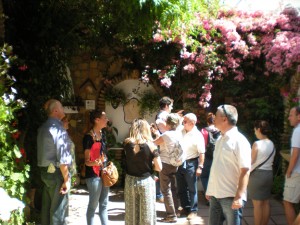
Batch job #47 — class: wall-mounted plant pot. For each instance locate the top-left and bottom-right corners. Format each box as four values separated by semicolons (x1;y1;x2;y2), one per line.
111;100;120;109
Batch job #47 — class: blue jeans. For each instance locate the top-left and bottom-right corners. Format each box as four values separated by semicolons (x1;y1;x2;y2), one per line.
176;158;198;212
209;196;244;225
40;168;69;225
86;177;109;225
156;180;163;199
200;158;213;193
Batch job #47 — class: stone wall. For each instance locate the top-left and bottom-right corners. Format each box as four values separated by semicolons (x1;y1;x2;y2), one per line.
68;47;164;177
68;48;125;175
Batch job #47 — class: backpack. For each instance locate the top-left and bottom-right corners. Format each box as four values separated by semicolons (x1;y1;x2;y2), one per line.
201;127;220;160
169;140;186;167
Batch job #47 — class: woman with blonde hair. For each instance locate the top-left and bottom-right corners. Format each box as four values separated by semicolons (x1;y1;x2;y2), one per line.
124;118;162;225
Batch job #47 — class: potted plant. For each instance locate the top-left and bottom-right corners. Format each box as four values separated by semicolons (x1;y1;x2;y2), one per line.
104;88;127;109
138;91;160;116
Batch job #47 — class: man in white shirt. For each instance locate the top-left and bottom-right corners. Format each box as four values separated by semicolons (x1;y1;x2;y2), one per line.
176;113;205;220
206;104;251;225
156;96;173;133
155;96;174;203
283;106;300;225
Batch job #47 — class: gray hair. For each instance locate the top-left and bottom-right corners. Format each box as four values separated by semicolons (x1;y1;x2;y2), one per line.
218;104;238;126
166;113;180;130
184;113;197;124
44;99;59;116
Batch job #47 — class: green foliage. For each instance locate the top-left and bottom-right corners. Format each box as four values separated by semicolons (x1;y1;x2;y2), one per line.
3;0;92;194
104;121;121;148
76;0;220;45
272;175;285;198
138;91;160;116
0;44;30;224
104;88;127;108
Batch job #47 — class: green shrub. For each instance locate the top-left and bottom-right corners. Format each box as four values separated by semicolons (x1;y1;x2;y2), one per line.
0;44;30;224
272;175;285;199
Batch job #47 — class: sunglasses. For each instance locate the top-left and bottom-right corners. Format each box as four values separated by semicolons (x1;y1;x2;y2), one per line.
182;120;189;125
221;105;229;118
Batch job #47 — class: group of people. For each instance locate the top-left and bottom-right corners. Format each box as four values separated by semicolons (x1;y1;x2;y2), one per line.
37;99;111;225
37;98;300;225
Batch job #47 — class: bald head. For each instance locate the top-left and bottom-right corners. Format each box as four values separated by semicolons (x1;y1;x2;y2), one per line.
44;99;65;119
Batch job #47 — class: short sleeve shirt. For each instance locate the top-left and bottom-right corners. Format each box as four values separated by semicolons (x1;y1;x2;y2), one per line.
206;127;251;200
82;133;108;178
181;126;205;160
124;142;155;178
37;117;72;167
291;124;300;174
160;130;182;164
156;111;169;134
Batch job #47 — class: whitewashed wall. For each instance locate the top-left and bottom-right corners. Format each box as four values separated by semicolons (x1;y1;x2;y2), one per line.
105;79;158;143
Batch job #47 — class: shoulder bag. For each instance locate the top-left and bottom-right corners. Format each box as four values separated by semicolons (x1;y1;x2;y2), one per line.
251;148;275;174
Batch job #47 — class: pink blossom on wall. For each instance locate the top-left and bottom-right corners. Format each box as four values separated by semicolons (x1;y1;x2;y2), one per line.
160;77;172;88
149;6;300;108
183;64;196;73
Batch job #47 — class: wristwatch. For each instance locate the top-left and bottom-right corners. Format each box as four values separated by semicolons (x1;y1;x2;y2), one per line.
198;165;204;169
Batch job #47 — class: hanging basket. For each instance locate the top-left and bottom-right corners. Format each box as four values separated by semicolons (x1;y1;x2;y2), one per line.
111;99;121;109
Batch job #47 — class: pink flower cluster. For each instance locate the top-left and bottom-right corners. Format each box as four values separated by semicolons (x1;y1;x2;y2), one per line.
160;77;172;88
150;7;300;108
266;31;300;74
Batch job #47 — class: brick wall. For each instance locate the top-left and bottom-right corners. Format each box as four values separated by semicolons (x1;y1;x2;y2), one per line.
68;47;143;176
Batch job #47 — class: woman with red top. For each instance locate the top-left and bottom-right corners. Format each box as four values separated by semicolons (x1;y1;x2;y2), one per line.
83;110;109;225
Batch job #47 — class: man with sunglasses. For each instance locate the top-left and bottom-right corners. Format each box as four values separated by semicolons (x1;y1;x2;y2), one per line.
206;104;251;225
176;113;205;220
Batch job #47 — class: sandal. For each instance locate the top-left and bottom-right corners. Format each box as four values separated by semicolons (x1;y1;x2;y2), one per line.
159;217;177;223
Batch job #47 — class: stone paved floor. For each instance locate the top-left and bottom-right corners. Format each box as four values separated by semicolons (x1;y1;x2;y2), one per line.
67;185;287;225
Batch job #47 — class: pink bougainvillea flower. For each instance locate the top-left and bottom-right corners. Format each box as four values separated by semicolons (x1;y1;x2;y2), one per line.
140;75;149;84
160;77;172;88
183;64;196;74
153;33;164;42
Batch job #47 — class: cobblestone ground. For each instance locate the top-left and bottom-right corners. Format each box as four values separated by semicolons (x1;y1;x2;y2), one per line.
68;185;204;225
67;185;287;225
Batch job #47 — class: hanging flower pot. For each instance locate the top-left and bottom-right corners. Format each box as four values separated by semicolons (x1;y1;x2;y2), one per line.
111;99;121;109
104;88;127;109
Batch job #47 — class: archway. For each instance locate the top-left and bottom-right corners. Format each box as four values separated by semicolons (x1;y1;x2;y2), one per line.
97;71;164;143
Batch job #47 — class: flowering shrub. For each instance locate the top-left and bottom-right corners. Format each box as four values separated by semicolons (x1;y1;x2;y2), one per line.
0;44;30;224
146;7;300;108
